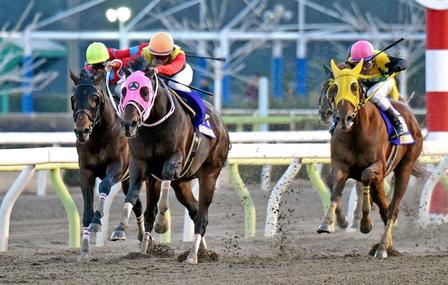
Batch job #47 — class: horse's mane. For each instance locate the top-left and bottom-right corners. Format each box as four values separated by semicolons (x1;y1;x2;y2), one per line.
129;56;151;72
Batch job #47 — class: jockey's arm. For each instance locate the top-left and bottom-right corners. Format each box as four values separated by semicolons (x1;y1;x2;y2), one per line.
107;43;148;60
156;52;186;76
385;56;408;74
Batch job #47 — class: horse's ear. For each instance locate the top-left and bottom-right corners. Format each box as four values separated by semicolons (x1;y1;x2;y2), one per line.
94;70;105;86
123;68;132;78
352;59;364;76
330;59;341;76
69;69;79;85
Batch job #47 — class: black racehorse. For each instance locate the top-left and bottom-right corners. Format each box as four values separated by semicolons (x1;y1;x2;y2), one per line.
117;58;230;264
69;69;145;257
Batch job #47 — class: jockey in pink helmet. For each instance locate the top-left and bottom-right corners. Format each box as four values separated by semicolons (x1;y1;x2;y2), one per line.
346;40;408;138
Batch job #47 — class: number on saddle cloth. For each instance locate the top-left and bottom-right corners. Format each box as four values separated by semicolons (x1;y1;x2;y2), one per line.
173;89;206;128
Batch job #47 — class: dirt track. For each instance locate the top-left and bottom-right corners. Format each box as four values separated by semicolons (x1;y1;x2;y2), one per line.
1;172;448;284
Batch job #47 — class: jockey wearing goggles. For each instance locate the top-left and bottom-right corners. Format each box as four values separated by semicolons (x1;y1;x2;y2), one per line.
84;41;148;84
346;40;408;138
141;32;205;129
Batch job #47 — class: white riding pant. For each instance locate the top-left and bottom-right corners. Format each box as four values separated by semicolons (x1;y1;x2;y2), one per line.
367;78;394;111
167;64;193;92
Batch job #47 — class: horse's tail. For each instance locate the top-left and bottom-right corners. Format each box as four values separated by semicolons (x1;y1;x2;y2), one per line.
412;162;429;181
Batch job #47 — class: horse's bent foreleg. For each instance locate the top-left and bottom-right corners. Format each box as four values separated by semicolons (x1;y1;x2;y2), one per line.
317;169;347;234
89;161;124;233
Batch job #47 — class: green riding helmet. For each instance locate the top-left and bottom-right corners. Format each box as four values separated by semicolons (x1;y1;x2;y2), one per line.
86;42;109;65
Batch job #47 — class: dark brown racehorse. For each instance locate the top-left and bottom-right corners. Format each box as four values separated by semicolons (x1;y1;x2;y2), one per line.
117;59;230;264
317;60;423;257
69;69;145;257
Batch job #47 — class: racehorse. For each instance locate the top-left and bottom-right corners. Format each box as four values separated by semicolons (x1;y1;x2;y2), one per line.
317;60;423;257
117;59;230;264
69;69;145;257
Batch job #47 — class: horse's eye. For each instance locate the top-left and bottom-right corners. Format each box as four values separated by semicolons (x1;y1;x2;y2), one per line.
89;94;99;107
140;86;150;101
351;83;358;93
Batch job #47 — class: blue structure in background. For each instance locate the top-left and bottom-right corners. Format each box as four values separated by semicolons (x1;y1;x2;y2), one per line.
22;55;33;113
271;56;283;98
296;57;307;96
222;66;230;106
194;57;207;87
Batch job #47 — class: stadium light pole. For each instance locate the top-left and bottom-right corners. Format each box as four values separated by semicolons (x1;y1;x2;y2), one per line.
106;7;131;49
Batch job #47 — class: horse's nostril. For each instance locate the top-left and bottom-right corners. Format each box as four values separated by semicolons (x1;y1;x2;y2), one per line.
347;116;353;123
83;128;90;134
131;121;137;128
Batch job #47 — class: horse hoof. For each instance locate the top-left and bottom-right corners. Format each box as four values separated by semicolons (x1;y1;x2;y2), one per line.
360;223;372;234
154;222;169;234
374;249;388;258
186;254;198;264
110;230;126;241
317;222;334;234
81;238;90;258
88;223;102;233
337;217;349;229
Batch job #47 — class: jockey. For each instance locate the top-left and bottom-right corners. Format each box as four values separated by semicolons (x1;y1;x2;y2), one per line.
346;40;408;138
84;41;148;101
141;32;205;129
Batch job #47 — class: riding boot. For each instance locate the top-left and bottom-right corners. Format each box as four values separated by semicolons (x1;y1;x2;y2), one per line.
384;106;408;137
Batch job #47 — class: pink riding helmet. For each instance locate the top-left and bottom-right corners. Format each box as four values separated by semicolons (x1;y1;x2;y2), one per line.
350;40;375;63
119;70;155;122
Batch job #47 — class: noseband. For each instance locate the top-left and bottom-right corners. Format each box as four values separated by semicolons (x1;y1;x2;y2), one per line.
72;83;104;134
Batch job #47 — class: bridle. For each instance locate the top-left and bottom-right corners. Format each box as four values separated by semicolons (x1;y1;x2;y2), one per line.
71;83;104;134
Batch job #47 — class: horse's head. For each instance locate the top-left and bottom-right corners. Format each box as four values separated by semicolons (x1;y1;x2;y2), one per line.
330;59;364;131
69;69;105;143
119;70;155;137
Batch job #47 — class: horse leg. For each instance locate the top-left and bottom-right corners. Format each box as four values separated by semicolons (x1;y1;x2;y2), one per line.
79;169;95;258
110;178;145;241
360;161;383;234
374;161;414;258
186;171;219;264
119;164;145;241
153;180;171;234
351;182;363;230
327;171;349;229
140;179;160;254
89;161;124;233
318;168;348;233
153;152;183;234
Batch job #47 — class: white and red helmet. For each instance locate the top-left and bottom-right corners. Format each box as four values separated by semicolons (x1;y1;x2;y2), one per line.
350;40;375;63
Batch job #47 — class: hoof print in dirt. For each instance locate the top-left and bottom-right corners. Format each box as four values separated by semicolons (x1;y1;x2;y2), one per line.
177;249;219;263
149;244;174;257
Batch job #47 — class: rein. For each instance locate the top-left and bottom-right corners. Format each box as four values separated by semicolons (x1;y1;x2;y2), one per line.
140;76;175;127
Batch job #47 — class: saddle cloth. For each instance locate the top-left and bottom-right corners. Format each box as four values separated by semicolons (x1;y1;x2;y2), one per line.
378;109;414;145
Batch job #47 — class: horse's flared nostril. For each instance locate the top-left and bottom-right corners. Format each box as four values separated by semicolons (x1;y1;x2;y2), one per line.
131;121;137;128
346;116;353;123
83;128;90;134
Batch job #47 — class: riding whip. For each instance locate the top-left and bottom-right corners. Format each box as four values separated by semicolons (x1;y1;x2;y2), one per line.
370;37;405;61
185;54;226;62
157;74;214;96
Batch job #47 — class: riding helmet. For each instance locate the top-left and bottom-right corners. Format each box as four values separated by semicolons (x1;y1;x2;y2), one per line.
86;42;110;64
148;32;174;56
